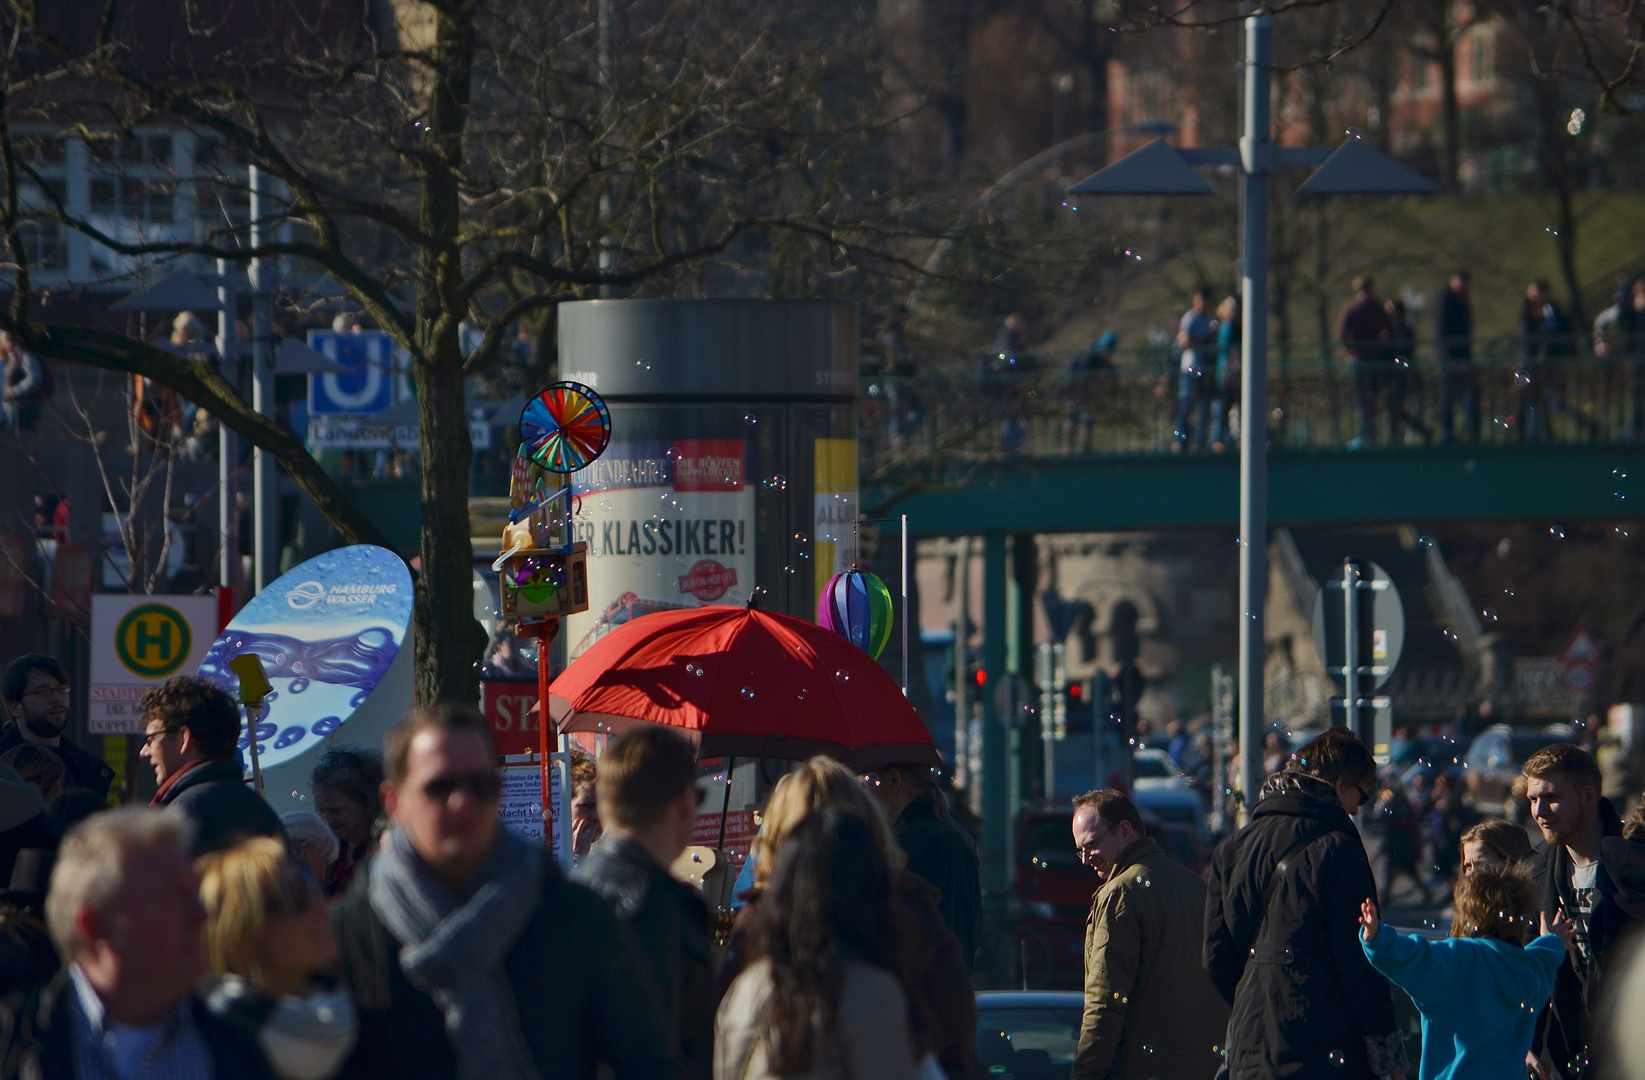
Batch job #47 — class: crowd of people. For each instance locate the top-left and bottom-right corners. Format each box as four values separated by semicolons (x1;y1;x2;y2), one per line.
4;643;1645;1079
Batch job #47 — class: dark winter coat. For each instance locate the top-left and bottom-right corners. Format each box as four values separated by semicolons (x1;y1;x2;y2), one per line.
1203;770;1408;1080
573;836;714;1080
1528;797;1645;1075
154;758;285;857
0;724;113;800
897;791;981;972
331;855;682;1080
0;968;274;1080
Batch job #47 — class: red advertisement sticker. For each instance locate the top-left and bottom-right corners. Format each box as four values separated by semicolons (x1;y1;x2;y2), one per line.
677;560;738;602
673;439;744;493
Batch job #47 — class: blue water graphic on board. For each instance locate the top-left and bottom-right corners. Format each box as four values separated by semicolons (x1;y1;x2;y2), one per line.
195;545;412;774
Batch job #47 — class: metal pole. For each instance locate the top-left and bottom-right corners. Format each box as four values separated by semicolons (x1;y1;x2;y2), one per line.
1236;12;1273;817
901;513;910;697
248;166;277;593
954;536;971;788
1342;559;1358;735
215;260;237;595
981;533;1009;922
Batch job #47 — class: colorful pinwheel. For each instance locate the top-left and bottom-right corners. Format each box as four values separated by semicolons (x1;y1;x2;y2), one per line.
520;382;612;473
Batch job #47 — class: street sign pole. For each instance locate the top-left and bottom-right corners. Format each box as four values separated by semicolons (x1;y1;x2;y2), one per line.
1341;560;1359;741
216;259;238;602
249;167;278;594
1236;12;1273;819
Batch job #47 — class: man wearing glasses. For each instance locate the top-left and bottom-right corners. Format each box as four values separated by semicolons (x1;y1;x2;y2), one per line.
331;704;680;1080
139;675;283;856
0;654;114;799
1070;789;1228;1080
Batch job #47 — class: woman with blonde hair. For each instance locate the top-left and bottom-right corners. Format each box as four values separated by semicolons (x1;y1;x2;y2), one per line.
197;836;357;1080
732;756;975;1080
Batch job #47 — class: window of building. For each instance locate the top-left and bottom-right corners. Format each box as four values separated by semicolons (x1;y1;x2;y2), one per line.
1469;27;1493;83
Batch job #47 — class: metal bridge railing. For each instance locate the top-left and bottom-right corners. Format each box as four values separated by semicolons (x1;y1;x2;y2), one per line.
860;337;1645;478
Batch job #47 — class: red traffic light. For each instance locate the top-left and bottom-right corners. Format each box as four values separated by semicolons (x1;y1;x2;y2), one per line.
973;668;987;688
1069;683;1082;700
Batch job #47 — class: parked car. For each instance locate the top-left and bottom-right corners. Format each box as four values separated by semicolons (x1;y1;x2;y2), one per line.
975;991;1082;1080
1130;748;1187;791
1464;722;1578;820
1132;785;1209;843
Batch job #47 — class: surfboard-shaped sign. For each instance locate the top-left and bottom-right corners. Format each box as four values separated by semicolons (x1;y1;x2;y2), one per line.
197;546;413;774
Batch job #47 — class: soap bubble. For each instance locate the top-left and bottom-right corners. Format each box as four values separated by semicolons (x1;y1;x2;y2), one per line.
740;686;755;699
1442;627;1460;641
1482;608;1499;622
743;413;758;426
835;669;850;683
1417;534;1433;548
1550;525;1565;539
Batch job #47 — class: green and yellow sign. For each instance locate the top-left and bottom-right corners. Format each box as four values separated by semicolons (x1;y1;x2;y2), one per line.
113;603;193;678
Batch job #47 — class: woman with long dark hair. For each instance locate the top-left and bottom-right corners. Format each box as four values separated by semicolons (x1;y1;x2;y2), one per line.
716;809;918;1080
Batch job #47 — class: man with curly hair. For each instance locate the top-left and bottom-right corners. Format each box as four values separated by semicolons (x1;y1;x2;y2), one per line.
139;675;283;856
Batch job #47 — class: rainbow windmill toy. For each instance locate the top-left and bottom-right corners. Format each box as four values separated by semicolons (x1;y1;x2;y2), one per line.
496;381;611;619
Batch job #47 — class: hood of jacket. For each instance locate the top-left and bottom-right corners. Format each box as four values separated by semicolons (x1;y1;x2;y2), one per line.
1251;769;1353;830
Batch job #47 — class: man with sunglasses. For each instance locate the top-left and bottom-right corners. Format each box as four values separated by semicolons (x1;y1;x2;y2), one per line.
139;676;283;857
1204;727;1407;1080
331;704;679;1080
0;654;114;799
573;726;712;1080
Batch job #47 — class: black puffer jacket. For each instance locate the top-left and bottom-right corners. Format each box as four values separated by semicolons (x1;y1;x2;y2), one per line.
1203;771;1408;1080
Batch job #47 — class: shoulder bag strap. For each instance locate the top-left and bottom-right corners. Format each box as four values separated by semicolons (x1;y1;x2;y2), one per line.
1243;828;1335;954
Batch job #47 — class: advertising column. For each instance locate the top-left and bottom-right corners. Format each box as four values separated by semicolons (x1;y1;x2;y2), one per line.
567;439;756;656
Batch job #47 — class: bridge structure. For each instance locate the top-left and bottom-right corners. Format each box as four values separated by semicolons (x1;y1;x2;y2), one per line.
859;338;1645;918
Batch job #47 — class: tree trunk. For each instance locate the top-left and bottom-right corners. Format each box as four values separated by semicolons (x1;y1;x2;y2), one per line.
1439;42;1461;191
412;3;487;706
1078;0;1112;167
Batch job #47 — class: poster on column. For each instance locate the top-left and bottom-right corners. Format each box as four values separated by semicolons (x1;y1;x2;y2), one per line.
566;439;755;658
813;438;859;604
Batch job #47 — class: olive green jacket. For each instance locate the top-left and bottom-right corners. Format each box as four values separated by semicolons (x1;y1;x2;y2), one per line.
1074;837;1229;1080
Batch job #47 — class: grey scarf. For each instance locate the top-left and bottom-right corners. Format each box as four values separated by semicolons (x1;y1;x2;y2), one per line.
369;826;545;1080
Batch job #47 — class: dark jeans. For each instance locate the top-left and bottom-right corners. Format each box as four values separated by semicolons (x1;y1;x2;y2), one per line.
1174;369;1215;448
1437;362;1479;443
1349;357;1402;444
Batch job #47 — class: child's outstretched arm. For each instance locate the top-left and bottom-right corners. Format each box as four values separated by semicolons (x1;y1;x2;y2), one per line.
1359;900;1453;1011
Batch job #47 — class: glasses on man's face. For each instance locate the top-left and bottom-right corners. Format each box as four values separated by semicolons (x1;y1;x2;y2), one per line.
421;772;503;804
1076;823;1115;864
141;727;177;750
23;684;70;700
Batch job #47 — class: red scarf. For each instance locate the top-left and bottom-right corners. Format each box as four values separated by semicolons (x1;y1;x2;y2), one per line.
149;756;228;806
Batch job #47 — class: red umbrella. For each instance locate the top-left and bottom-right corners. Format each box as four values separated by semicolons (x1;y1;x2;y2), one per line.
547;605;941;771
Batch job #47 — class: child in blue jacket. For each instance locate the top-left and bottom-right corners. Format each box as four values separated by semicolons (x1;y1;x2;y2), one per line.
1358;865;1573;1080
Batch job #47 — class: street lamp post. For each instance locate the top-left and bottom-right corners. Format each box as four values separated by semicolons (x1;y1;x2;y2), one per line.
1237;14;1274;819
1067;10;1438;822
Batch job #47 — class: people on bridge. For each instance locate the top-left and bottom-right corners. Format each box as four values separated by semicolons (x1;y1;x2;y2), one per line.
1338;274;1396;450
1173;287;1218;451
1435;269;1479;443
1210;297;1240;452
